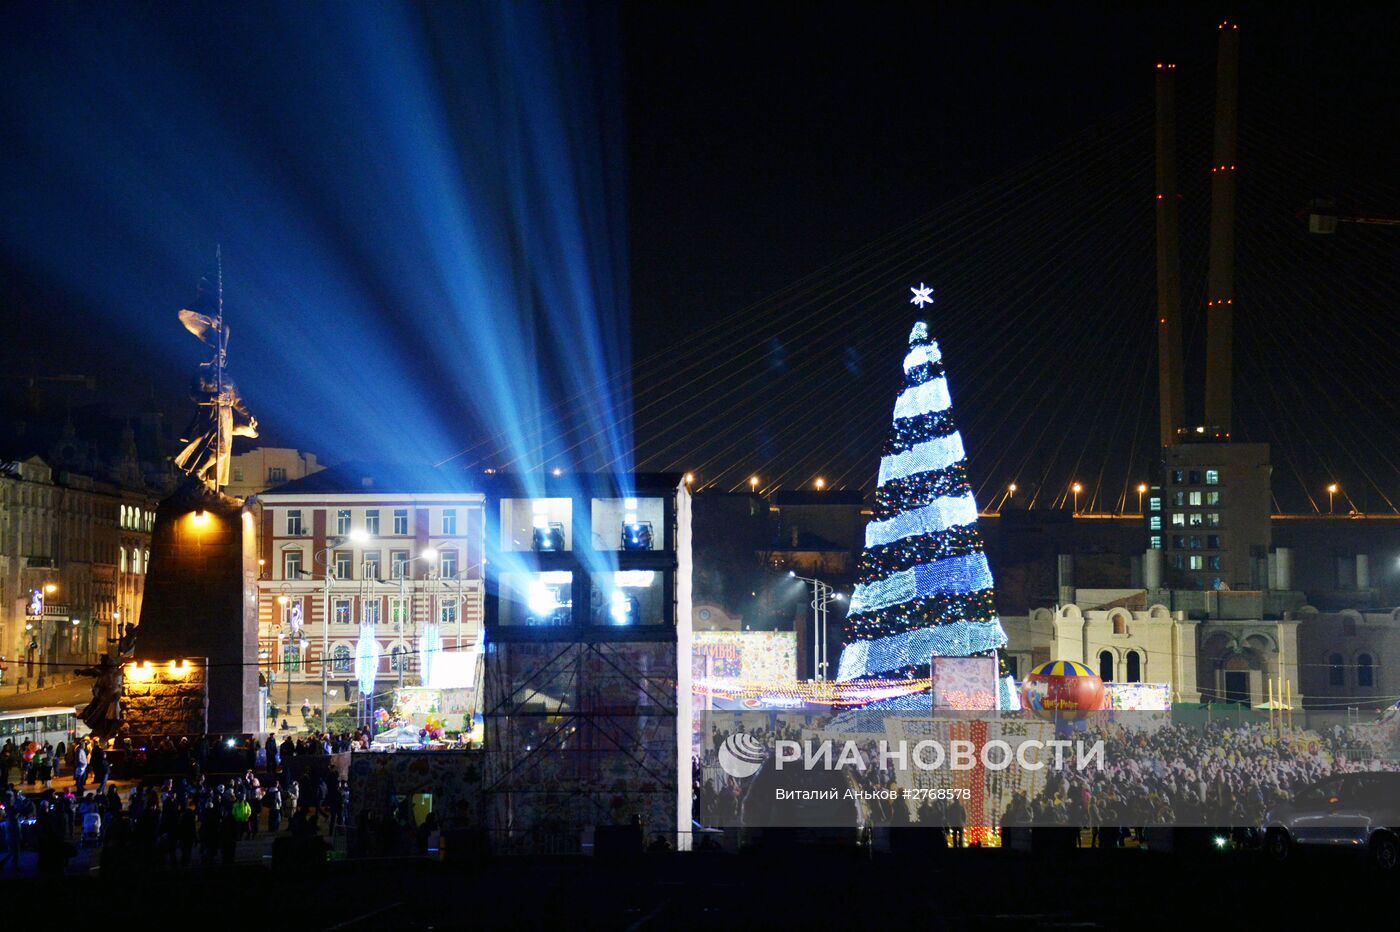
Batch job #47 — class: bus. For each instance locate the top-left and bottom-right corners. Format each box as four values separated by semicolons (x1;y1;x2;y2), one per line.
0;706;84;750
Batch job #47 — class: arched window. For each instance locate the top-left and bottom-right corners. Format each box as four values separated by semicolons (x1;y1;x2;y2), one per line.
1098;650;1114;681
1357;654;1374;688
120;548;127;573
1112;615;1127;635
1328;653;1345;687
332;644;352;673
1126;650;1141;683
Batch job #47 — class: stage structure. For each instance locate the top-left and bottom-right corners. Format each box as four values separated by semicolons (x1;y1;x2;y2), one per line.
481;473;693;851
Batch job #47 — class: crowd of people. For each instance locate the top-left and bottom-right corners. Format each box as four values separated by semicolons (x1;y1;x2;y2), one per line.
0;730;355;875
693;714;1399;847
1009;721;1396;839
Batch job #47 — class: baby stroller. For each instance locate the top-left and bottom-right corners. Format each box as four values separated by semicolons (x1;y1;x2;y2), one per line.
80;811;102;849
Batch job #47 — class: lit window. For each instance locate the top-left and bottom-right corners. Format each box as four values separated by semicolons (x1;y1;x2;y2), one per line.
1206;512;1221;527
1148;496;1161;512
336;510;351;536
120;548;127;573
1188;513;1203;527
283;550;303;579
440;600;458;625
442;509;457;535
393;509;409;535
233;467;244;483
1188;491;1202;506
1206;491;1221;505
1149;516;1162;530
1205;469;1220;485
390;598;408;626
1149;535;1162;550
1170;513;1185;527
332;645;352;673
1172;491;1186;506
365;510;380;535
1188;555;1204;570
390;550;409;578
286;510;304;535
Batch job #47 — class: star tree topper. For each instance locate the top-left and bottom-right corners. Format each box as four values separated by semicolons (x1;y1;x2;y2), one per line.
910;282;935;309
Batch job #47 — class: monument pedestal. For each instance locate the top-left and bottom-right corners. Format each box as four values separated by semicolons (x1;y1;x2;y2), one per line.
131;478;258;735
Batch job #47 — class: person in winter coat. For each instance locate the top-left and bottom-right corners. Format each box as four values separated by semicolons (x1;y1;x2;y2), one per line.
282;780;299;821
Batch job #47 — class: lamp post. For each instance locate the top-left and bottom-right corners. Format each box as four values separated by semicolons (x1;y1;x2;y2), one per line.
311;529;366;733
1327;483;1339;514
1137;482;1148;514
789;572;838;681
1071;482;1083;515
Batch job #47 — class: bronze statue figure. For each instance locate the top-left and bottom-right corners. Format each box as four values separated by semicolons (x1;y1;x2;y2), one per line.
76;654;124;739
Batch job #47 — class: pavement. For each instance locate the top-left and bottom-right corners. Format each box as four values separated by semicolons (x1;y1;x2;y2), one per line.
0;678;89;714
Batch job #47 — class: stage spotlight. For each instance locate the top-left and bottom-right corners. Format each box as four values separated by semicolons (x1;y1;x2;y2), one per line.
610;590;637;625
621;520;653;551
533;522;565;551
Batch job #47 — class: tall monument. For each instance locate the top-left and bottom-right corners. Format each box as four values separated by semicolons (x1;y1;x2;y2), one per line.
121;252;262;736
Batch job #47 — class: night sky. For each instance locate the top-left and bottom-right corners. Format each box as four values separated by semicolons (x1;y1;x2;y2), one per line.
3;3;1398;510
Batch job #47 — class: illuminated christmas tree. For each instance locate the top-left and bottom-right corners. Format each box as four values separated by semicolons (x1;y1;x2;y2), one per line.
836;286;1007;685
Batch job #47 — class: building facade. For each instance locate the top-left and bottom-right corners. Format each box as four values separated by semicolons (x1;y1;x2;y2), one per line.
1002;589;1308;709
0;455;156;690
1295;607;1399;713
226;447;324;499
1148;441;1272;591
253;464;485;720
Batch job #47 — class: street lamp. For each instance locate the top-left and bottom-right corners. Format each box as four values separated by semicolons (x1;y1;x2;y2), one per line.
815;477;826;491
1137;482;1149;514
789;571;837;681
1071;482;1083;515
749;476;759;492
310;533;362;733
1327;483;1339;514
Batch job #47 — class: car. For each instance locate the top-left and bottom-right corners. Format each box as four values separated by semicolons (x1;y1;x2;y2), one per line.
1263;772;1400;870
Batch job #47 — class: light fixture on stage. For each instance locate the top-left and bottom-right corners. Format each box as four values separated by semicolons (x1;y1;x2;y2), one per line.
527;576;569;625
610;590;637;625
620;497;652;551
533;522;565;551
531;500;565;551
